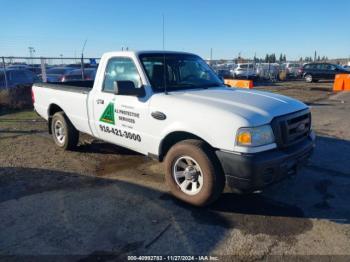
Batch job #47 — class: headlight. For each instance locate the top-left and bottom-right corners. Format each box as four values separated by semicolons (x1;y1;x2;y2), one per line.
236;125;275;147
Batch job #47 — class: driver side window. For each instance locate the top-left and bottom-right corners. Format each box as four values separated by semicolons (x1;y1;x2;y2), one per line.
103;57;141;93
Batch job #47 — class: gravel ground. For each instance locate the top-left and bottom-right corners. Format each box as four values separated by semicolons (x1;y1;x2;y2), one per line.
0;81;349;261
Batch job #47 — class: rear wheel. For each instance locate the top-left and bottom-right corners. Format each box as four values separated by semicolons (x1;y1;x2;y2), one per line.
164;139;225;206
51;112;79;150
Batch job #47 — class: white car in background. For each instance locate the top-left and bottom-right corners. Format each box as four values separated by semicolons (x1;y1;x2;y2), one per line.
281;63;302;77
256;63;280;80
232;63;257;79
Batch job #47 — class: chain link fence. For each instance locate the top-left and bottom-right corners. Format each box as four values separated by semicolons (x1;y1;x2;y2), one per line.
210;56;350;83
0;56;99;109
1;56;100;89
210;59;283;82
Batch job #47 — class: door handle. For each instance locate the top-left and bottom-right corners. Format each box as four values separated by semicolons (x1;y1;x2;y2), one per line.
96;99;104;104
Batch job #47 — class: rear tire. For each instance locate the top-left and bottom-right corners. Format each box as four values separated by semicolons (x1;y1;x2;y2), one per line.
164;139;225;206
51;112;79;150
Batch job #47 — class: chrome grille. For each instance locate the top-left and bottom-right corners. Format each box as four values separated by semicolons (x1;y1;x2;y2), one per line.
271;109;311;148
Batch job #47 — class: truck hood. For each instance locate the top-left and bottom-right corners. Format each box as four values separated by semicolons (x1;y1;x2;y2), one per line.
166;87;308;126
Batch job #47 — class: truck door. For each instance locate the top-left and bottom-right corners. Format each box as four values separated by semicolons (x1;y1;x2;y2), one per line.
92;56;150;154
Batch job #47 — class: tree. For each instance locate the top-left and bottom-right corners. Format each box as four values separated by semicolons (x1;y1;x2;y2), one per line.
283;54;287;62
305;56;313;62
279;53;283;62
317;56;321;61
265;54;269;63
271;53;276;63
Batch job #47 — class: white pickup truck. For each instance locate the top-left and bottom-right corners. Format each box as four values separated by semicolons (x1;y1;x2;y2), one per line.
33;51;315;206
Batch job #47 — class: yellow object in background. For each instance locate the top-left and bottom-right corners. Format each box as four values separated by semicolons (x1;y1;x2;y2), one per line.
224;79;254;89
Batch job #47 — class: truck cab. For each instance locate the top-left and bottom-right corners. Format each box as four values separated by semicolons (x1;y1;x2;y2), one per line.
33;51;315;206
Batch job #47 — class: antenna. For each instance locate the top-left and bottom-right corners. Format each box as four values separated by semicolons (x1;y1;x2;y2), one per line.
81;39;88;55
163;14;168;95
81;39;88;80
162;14;165;50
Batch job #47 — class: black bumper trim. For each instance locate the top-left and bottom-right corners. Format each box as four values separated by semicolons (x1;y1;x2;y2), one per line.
216;137;315;192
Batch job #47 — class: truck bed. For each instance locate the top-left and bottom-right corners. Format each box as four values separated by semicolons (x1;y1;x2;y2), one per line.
33;80;95;136
34;80;94;94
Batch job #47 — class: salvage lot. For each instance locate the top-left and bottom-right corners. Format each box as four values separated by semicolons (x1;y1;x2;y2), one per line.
0;81;350;259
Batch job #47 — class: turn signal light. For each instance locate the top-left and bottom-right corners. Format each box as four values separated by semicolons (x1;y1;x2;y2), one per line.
237;132;252;145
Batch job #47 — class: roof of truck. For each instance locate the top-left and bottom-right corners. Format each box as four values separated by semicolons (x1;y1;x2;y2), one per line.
102;50;196;57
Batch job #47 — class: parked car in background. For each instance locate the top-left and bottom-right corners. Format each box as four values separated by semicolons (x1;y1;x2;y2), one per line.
255;63;280;80
281;63;302;78
43;67;75;82
6;64;30;70
302;63;350;83
0;69;39;89
344;65;350;71
61;68;97;82
27;65;42;75
233;63;257;79
216;69;232;79
66;63;99;69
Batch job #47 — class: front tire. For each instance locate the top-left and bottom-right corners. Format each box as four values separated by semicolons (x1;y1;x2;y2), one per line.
305;74;313;83
164;139;225;206
51;112;79;150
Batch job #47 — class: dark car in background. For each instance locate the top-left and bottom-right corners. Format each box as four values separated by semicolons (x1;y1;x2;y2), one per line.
216;69;232;79
61;68;97;82
66;63;99;69
27;65;42;75
0;69;39;89
43;67;75;82
302;63;350;82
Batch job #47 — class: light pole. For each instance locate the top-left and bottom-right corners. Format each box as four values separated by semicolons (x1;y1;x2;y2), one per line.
28;47;35;65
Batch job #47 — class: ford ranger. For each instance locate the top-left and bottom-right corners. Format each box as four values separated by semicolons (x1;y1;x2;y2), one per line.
32;51;315;206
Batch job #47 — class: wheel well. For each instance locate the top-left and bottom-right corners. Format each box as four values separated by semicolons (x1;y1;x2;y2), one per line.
47;104;64;134
158;131;211;161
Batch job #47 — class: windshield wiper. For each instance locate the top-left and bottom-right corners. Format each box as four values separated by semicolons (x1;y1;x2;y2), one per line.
200;83;223;89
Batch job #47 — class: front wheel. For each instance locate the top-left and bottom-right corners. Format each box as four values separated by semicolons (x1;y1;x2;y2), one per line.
164;139;225;206
305;74;313;83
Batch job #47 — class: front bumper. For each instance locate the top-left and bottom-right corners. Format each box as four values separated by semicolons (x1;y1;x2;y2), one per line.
215;134;315;192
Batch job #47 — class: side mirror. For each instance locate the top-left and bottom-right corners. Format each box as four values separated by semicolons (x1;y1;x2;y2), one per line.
114;81;145;97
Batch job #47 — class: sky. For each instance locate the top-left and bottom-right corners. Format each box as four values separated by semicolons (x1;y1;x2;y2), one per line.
0;0;349;60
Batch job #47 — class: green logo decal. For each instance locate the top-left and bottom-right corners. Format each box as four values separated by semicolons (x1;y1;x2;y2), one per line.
99;102;115;125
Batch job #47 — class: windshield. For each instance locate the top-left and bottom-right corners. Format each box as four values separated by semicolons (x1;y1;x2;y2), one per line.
239;64;254;69
335;64;346;70
289;64;300;68
67;69;94;75
139;53;223;92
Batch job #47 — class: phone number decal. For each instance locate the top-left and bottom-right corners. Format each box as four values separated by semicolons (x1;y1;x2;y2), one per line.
99;124;141;142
